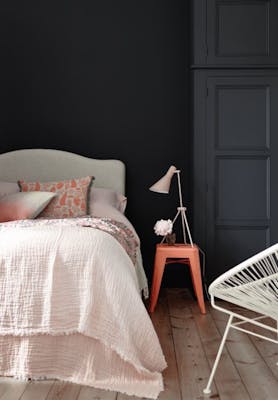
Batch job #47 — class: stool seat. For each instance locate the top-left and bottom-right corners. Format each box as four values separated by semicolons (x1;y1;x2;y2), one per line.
149;243;206;314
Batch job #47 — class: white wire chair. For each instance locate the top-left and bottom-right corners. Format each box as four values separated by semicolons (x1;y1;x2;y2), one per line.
203;243;278;395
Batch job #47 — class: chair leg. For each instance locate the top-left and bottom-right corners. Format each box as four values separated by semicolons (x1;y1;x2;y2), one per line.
189;251;206;314
203;314;233;395
149;253;166;313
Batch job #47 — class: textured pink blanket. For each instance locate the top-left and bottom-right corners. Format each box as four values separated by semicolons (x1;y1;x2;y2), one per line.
0;216;138;264
0;218;166;398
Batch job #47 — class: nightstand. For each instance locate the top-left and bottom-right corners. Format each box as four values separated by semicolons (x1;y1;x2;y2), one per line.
149;243;206;314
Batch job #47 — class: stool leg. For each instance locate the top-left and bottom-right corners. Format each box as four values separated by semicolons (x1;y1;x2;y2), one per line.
189;252;206;314
149;253;166;313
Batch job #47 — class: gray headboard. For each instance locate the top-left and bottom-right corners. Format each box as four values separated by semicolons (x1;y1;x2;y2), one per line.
0;149;126;195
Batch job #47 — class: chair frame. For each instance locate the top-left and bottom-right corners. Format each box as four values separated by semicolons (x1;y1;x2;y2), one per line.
203;244;278;395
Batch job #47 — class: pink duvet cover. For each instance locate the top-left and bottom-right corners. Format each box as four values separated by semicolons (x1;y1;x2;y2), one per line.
0;217;166;398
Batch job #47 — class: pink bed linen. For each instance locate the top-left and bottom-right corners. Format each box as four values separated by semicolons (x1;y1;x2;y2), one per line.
0;217;166;398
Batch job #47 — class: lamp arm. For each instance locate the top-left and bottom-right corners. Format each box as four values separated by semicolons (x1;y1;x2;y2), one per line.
175;170;184;209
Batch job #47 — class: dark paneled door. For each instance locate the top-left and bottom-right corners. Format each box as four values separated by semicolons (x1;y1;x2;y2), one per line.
194;71;278;280
191;0;278;66
207;0;278;65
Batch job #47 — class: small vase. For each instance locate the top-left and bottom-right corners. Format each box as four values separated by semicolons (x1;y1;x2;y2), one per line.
165;233;176;245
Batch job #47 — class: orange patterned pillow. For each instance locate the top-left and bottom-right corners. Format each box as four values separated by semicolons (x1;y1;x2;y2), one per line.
19;176;94;219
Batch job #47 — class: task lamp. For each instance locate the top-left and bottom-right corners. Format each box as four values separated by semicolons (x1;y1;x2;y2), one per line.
149;165;193;246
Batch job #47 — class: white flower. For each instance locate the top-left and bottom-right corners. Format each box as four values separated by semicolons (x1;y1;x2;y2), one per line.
154;219;173;236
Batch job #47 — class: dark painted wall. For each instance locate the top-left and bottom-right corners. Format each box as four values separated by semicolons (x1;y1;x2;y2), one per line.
1;1;190;285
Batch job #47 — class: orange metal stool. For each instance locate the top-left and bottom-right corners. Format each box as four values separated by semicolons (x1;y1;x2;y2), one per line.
149;244;206;314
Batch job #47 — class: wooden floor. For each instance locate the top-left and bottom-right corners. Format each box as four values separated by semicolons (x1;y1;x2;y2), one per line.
1;288;278;400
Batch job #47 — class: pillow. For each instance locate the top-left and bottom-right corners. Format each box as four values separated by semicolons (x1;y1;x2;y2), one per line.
91;202;139;242
0;192;56;223
0;182;19;198
19;176;94;219
90;187;127;214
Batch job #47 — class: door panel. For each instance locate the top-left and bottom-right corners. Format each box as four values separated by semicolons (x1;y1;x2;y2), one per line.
191;0;278;66
216;87;270;149
215;227;270;267
193;71;278;281
216;157;269;221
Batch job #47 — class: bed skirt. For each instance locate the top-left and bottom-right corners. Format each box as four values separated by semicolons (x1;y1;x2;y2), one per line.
0;333;164;399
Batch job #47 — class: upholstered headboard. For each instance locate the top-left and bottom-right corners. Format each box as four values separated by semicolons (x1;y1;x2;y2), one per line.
0;149;126;195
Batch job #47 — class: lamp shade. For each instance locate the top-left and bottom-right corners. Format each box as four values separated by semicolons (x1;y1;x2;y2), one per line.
149;165;177;194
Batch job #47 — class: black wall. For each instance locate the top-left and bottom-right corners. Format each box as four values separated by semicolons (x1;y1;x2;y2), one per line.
1;1;190;284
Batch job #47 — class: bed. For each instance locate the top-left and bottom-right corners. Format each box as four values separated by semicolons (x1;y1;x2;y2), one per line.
0;149;166;399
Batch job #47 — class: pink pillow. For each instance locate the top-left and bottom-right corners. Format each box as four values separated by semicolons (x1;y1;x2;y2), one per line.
19;176;94;219
90;188;127;214
91;203;137;239
0;192;56;222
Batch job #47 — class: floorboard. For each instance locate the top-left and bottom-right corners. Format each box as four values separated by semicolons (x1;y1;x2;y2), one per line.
45;381;81;400
190;302;250;400
20;381;55;400
150;289;181;400
116;394;145;400
166;289;215;400
210;306;278;400
250;328;278;380
1;289;278;400
78;386;117;400
223;304;278;381
0;378;28;400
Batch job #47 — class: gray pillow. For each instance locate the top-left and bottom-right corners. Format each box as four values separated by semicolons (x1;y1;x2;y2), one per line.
90;187;127;214
0;181;19;198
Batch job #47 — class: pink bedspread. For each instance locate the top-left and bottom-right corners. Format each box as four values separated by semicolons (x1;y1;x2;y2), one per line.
0;217;166;398
0;216;138;264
